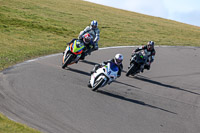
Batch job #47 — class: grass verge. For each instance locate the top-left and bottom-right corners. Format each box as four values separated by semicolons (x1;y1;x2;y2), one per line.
0;113;40;133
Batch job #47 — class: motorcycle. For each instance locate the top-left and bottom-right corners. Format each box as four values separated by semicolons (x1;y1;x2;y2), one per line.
126;51;147;76
79;44;94;60
62;40;85;69
88;62;119;91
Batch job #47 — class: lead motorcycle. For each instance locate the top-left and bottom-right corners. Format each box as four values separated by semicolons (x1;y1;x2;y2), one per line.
62;40;85;69
126;51;147;76
88;62;119;91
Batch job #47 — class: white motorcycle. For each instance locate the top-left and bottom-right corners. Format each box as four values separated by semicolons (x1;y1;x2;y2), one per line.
88;62;119;91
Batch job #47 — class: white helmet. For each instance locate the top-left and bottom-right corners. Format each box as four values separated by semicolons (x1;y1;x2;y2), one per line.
114;54;123;65
91;20;98;29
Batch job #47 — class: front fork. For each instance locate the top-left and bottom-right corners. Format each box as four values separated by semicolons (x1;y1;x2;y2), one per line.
64;47;80;63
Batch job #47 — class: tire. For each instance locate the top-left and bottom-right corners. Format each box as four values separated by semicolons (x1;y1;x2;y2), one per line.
126;64;138;76
92;78;105;91
126;65;134;76
131;66;139;76
62;54;74;69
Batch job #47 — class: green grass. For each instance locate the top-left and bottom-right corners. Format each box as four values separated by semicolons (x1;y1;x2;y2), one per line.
0;0;200;132
0;113;40;133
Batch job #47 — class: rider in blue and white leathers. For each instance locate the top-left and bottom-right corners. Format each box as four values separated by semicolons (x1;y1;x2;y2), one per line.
88;54;124;88
91;54;123;78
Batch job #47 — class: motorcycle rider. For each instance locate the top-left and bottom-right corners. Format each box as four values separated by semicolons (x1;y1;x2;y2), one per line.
79;33;95;60
65;33;94;62
78;20;100;50
132;41;156;72
88;54;123;88
91;54;124;77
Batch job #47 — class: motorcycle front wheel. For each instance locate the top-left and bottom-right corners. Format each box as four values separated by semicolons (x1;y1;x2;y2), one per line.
92;78;105;91
126;64;138;76
126;64;134;76
62;54;74;69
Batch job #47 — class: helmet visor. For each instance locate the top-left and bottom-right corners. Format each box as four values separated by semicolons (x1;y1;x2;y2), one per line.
147;44;153;50
92;25;97;29
116;59;122;65
85;38;90;43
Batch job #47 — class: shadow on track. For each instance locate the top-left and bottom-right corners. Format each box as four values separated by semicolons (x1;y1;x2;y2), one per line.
134;75;200;95
80;60;98;66
66;67;91;76
151;72;200;79
98;90;177;115
113;81;141;90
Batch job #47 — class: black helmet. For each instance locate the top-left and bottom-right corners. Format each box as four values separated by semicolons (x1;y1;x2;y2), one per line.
147;41;154;50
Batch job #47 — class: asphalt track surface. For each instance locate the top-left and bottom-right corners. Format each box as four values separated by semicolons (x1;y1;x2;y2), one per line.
0;46;200;133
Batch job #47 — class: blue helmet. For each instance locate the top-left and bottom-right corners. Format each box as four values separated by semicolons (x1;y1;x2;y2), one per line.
91;20;98;29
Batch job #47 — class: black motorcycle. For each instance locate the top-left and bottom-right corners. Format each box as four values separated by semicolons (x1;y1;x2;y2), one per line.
126;51;146;76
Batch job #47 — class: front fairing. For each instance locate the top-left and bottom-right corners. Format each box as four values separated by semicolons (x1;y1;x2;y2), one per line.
131;52;145;65
90;62;118;87
70;40;85;55
62;42;83;65
136;56;145;64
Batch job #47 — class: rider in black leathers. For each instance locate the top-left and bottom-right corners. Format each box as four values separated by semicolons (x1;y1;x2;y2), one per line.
132;41;156;72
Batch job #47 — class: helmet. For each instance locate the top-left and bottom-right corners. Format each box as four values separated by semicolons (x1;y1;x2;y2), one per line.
114;54;123;66
83;33;91;44
147;41;154;50
91;20;98;29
